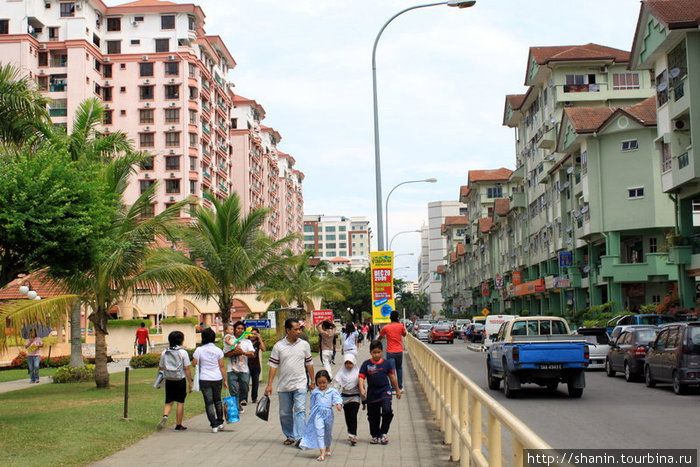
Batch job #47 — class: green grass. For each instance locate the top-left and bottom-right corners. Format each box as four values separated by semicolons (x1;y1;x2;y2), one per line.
0;368;205;467
0;368;58;383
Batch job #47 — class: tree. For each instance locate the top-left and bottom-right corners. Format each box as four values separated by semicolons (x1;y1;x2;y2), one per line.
257;250;350;324
396;291;429;318
176;193;297;324
323;268;371;324
0;63;50;148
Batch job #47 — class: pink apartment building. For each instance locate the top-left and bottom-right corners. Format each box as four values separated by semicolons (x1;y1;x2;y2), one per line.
0;0;304;245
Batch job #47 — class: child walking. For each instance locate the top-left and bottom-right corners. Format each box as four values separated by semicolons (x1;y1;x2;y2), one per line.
358;340;401;445
333;354;362;445
300;370;343;461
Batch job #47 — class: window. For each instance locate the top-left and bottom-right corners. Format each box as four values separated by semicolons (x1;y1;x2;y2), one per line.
628;187;644;199
155;38;169;53
304;225;313;233
326;234;336;241
326;243;336;249
339;234;346;240
139;133;154;148
188;86;198;100
338;225;346;232
581;151;588;174
564;74;597;92
325;226;336;232
165;179;180;194
186;133;196;147
139;109;154;124
103;64;112;78
49;27;58;40
487;186;503;198
164;62;179;76
304;235;314;242
161;15;175;29
139;62;153;77
656;70;669;106
165;132;180;147
188;16;196;30
189;109;197;124
106;17;121;31
140;155;154;170
141;204;155;218
188;156;197;171
661;143;672;172
0;20;8;35
649;237;658;253
164;108;179;123
130;39;140;45
106;40;121;54
139;85;154;100
189;180;197;194
60;3;75;18
165;156;180;170
612;73;640;90
188;62;196;78
621;140;638;151
139;179;154;193
164;84;179;99
668;40;687;102
103;110;113;125
102;86;112;102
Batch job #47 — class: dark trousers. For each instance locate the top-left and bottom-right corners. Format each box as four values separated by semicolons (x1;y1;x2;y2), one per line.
386;351;403;389
343;401;360;436
200;379;224;428
249;366;261;402
367;398;393;438
137;343;147;355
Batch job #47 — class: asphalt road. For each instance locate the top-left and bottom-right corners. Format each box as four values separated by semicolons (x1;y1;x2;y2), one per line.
426;339;700;452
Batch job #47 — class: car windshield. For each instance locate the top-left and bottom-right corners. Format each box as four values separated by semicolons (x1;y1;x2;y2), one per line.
434;325;451;330
473;324;484;330
635;329;658;344
583;335;608;345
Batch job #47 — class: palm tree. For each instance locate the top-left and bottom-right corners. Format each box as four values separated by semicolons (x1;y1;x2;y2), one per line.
176;193;298;324
0;63;50;148
257;250;351;324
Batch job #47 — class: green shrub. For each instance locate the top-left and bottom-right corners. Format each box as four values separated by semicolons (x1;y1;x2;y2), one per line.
129;353;161;368
108;318;153;328
160;317;198;325
52;364;95;383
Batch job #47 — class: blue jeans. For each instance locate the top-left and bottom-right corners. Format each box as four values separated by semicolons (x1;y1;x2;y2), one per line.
387;351;403;389
27;356;40;382
200;380;224;428
278;388;307;441
227;371;250;409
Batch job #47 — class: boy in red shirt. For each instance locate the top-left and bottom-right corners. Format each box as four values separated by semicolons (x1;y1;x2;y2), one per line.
378;311;407;390
135;322;151;355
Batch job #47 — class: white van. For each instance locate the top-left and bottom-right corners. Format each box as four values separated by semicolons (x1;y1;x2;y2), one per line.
483;314;517;348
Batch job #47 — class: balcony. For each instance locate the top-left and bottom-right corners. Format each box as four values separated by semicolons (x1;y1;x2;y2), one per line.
49;107;67;117
563;84;600;93
203;170;211;179
600;252;677;282
201;79;210;91
49;58;67;67
49;83;66;92
510;191;526;209
201;123;211;135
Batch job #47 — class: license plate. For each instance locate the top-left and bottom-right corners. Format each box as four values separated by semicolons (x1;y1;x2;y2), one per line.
539;364;562;370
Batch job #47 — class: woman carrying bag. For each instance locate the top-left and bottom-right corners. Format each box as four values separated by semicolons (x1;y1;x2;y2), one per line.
192;328;228;433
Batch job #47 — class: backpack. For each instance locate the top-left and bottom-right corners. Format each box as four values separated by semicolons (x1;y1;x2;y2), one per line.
162;348;185;381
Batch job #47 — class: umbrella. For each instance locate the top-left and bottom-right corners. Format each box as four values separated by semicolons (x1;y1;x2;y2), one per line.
21;323;52;340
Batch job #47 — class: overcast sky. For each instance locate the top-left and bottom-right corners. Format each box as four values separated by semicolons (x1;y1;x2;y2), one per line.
111;0;645;278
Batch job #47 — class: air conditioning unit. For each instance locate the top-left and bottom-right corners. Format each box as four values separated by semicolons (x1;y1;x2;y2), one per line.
169;78;175;83
75;2;82;9
167;55;176;61
104;104;110;109
169;102;176;107
39;70;45;75
144;126;150;130
170;173;175;178
169;149;175;154
142;56;148;61
104;80;110;85
39;44;47;50
144;102;150;107
169;196;175;202
103;57;110;62
169;125;176;130
673;118;689;131
144;79;150;84
131;19;139;27
144;173;150;178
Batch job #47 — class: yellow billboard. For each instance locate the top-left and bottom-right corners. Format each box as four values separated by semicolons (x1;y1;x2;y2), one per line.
370;251;395;324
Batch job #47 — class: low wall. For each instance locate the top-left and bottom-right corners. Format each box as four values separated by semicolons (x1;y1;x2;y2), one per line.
161;324;196;350
0;343;71;366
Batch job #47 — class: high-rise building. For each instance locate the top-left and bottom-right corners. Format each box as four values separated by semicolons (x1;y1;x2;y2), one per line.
303;215;371;271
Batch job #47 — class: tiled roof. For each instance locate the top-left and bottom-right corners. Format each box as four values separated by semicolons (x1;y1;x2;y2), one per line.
456;243;466;256
450;251;458;263
478;218;494;233
625;96;657;124
645;0;700;29
494;198;510;217
468;168;513;183
445;216;469;226
530;43;630;65
505;94;527;111
329;257;350;263
564;96;657;134
459;185;470;199
0;271;67;300
117;0;177;6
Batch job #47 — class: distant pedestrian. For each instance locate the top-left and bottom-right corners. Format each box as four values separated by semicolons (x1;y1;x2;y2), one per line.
341;322;359;359
265;318;315;446
333;353;362;445
299;370;343;461
331;333;338;365
157;331;193;431
134;322;151;355
192;328;228;433
317;320;336;377
248;327;266;403
25;329;43;384
224;321;255;412
379;311;407;390
359;340;401;445
361;323;369;341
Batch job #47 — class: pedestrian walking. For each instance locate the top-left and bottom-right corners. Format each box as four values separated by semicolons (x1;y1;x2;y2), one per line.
25;329;43;384
316;320;335;377
333;353;362;445
341;322;358;360
224;321;255;413
192;328;228;433
265;318;315;446
156;331;193;431
359;339;401;445
379;311;407;390
299;370;343;461
248;327;266;403
134;322;151;355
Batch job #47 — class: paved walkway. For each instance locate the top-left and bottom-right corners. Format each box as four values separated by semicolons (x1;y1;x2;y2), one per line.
92;346;452;467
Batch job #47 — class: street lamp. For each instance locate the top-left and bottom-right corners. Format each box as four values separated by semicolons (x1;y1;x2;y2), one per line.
389;229;421;250
385;178;437;248
372;1;476;251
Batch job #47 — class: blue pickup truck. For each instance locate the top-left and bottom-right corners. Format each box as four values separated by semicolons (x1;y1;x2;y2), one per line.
486;316;589;398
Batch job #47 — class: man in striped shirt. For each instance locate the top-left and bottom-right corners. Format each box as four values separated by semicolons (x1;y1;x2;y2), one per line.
265;318;315;446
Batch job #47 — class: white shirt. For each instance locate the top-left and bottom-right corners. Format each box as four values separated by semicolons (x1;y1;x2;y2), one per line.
228;338;255;373
193;343;224;381
342;331;358;351
268;336;313;392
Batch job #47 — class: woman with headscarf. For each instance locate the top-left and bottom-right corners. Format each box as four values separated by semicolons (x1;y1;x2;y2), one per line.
333;353;362;445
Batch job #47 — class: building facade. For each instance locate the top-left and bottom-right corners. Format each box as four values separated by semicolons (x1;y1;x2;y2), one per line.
303;215;371;271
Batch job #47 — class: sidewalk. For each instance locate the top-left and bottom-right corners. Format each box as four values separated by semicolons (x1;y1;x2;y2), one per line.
92;346;452;467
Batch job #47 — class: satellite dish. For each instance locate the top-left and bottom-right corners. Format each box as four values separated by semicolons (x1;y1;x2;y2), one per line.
657;81;668;92
567;167;574;174
670;68;681;79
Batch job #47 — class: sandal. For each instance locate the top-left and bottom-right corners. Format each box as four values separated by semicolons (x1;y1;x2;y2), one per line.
370;437;380;444
325;450;332;457
316;455;325;462
283;438;295;445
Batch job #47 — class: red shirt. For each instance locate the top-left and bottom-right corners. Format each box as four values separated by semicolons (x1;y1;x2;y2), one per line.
379;322;407;353
135;327;150;345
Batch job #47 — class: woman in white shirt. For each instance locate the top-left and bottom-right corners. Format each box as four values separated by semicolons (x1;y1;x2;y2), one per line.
342;322;359;359
192;328;228;433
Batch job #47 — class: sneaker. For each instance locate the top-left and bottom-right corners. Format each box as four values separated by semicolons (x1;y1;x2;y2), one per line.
211;426;219;433
175;425;187;431
239;408;245;414
348;435;357;446
295;439;302;448
156;416;168;431
380;435;389;445
218;423;228;431
240;400;247;406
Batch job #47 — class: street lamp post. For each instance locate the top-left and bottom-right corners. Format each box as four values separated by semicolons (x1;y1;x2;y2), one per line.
389;229;421;250
385;178;437;248
372;0;476;251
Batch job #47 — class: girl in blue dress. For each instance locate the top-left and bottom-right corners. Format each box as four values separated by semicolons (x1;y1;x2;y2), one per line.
300;370;343;461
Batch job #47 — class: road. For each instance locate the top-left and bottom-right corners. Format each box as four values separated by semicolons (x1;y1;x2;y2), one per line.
426;339;700;452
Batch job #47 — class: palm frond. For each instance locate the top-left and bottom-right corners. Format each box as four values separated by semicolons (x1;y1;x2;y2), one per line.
0;295;78;351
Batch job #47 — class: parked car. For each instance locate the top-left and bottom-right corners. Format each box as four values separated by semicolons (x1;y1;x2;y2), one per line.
429;324;455;344
464;323;485;343
483;315;518;348
573;327;610;369
606;314;677;335
605;326;659;381
415;323;433;341
610;323;663;342
644;321;700;394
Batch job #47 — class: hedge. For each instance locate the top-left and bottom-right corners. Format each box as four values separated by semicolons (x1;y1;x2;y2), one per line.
52;364;95;383
108;319;153;328
160;317;198;325
130;353;160;368
10;352;86;369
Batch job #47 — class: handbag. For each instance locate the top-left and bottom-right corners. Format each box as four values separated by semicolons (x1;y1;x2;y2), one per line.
255;395;270;421
223;396;239;423
191;363;200;392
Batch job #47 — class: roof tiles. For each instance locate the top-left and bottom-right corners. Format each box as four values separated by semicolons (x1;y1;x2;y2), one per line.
530;43;630;65
468;168;513;184
645;0;700;28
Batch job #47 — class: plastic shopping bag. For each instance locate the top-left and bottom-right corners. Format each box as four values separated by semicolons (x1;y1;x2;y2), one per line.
223;396;239;423
191;365;200;392
255;395;270;421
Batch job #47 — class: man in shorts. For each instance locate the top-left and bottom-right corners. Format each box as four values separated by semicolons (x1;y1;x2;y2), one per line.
157;331;193;431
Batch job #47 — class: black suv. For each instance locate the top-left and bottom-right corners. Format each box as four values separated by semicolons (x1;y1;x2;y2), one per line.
644;322;700;394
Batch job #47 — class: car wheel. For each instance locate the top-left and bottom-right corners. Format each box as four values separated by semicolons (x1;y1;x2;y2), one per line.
605;358;616;377
487;360;500;390
567;381;583;398
644;365;656;388
546;381;558;393
672;370;688;395
624;362;634;382
503;367;518;398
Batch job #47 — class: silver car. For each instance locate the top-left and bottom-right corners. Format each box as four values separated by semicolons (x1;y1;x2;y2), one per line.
416;323;432;341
